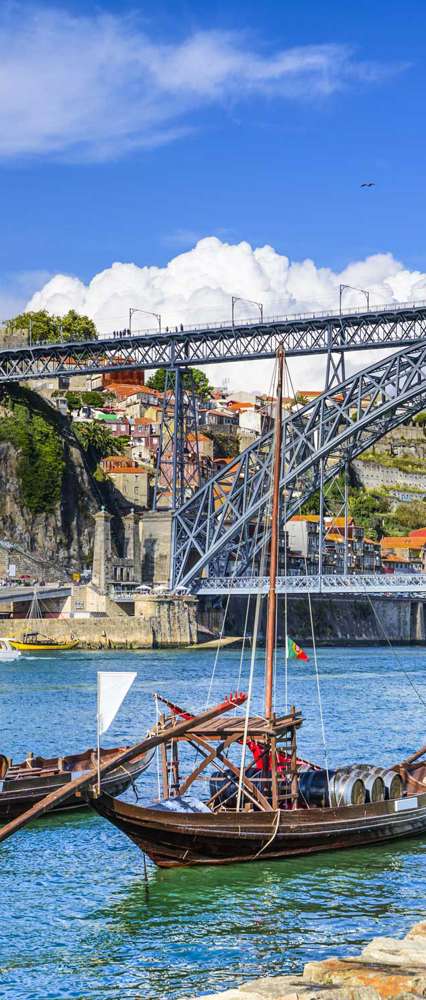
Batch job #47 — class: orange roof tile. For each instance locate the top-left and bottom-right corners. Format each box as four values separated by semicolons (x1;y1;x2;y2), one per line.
380;536;424;550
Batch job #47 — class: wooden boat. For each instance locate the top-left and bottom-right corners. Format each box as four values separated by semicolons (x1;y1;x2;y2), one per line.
0;745;151;821
91;348;426;865
9;633;78;652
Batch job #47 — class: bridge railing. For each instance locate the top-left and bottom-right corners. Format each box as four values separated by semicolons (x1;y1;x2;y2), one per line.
196;573;426;595
97;297;426;339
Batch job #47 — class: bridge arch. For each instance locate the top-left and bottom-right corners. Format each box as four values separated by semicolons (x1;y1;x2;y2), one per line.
172;340;426;588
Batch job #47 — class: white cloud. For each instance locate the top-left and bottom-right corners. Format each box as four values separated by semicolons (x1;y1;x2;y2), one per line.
0;6;405;161
26;237;426;392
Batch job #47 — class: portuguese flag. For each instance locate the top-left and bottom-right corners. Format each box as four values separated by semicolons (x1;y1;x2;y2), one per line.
286;637;309;661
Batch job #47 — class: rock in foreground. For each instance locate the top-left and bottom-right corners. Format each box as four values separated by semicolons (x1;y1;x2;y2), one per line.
187;922;426;1000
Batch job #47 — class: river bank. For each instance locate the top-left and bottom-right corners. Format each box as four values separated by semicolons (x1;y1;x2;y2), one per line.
188;921;426;1000
2;592;426;649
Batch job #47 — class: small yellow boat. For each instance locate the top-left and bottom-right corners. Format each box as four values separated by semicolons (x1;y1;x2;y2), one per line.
9;632;78;652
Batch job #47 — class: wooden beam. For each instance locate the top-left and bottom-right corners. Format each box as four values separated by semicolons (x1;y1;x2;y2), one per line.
178;736;234;798
189;733;274;812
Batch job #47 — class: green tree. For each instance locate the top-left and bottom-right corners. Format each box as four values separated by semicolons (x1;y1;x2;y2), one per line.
203;428;240;458
348;489;390;540
146;367;213;400
74;421;127;460
6;309;97;344
383;500;426;536
0;398;65;513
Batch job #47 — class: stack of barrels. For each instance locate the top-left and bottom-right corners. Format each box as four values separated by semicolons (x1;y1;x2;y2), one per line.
298;765;403;808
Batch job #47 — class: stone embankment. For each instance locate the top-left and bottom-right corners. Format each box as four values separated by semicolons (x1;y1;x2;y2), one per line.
1;596;198;648
188;922;426;1000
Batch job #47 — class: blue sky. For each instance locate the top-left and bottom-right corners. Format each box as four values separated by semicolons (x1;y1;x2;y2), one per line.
0;0;425;309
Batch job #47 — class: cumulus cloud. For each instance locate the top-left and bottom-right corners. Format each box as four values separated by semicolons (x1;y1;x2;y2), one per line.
26;237;426;392
0;6;405;161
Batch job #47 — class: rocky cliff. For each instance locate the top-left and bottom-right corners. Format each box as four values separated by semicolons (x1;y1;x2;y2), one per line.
0;385;103;576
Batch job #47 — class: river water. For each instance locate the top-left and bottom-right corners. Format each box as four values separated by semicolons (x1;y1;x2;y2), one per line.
1;645;425;1000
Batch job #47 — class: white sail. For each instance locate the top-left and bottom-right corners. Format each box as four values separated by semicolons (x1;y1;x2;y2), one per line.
97;671;137;735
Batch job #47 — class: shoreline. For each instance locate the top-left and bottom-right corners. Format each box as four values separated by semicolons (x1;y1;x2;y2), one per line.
187;920;426;1000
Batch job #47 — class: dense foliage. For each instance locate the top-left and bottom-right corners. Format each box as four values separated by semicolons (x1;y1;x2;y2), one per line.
146;367;213;400
5;309;97;343
74;421;128;460
62;389;108;411
203;428;240;458
0;397;65;513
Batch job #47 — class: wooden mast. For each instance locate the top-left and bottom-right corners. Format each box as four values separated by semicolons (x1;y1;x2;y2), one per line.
264;346;284;721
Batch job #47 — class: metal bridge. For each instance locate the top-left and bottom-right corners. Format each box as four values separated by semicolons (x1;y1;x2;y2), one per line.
0;583;71;605
2;299;426;382
172;339;426;590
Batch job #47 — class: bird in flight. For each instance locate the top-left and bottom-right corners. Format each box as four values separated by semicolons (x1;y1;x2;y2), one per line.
360;181;375;187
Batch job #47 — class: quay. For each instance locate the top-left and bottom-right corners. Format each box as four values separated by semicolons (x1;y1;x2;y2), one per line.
188;921;426;1000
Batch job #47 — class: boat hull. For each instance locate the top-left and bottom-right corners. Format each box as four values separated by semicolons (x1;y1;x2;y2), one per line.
92;791;426;867
8;640;78;651
0;753;148;822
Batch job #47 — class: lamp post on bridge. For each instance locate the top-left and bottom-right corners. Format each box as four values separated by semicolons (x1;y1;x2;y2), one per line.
231;296;264;328
339;284;370;315
129;307;162;334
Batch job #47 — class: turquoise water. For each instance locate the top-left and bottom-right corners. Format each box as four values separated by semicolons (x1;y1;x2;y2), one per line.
1;646;425;1000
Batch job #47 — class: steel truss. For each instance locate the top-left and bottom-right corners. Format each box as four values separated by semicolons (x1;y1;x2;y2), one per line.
2;300;426;382
172;340;426;589
196;574;425;595
153;368;202;510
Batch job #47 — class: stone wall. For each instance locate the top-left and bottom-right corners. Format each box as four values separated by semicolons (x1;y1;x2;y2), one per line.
2;596;198;648
199;595;426;644
140;510;173;585
353;458;426;491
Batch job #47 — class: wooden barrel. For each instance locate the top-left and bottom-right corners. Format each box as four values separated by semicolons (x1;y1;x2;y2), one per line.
331;769;366;807
378;769;403;800
348;766;386;803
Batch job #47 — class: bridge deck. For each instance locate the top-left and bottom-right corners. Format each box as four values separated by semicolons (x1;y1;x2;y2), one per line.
1;300;426;382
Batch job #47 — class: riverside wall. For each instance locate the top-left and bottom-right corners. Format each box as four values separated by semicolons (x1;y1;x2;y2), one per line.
198;595;426;644
1;596;198;649
4;595;425;649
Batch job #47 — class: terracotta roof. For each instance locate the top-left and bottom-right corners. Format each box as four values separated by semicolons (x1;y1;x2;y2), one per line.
409;528;426;537
380;536;424;550
290;514;320;523
108;465;150;475
382;553;420;564
227;401;255;411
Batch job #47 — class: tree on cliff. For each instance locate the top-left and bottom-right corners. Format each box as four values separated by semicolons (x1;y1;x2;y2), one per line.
146;367;213;400
74;422;128;460
5;309;97;343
